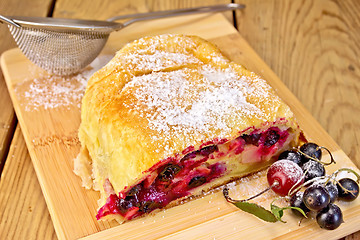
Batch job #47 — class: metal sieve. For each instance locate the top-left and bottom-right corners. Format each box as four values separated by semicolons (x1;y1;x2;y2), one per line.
0;3;245;76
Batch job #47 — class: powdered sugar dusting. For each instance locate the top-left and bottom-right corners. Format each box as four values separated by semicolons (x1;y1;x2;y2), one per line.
124;63;267;145
302;160;324;178
107;34;202;74
15;55;113;111
225;170;280;202
271;160;304;183
120;51;200;72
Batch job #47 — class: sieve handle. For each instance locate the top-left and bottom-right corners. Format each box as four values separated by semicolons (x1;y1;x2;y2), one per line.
107;3;245;28
0;15;21;27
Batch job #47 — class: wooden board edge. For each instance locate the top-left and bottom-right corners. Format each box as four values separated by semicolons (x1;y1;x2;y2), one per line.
77;149;360;240
77;150;360;240
1;50;69;240
1;28;358;240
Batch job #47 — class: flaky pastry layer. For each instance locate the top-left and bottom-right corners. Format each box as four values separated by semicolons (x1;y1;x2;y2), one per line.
75;34;303;221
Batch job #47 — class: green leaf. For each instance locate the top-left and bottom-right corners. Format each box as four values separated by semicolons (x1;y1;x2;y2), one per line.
287;206;308;218
270;204;308;223
232;201;278;223
271;204;286;223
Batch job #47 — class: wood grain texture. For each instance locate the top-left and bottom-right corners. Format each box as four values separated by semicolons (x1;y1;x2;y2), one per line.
0;13;238;240
0;0;54;53
0;0;54;170
53;0;233;22
0;126;57;240
1;0;360;239
0;1;237;238
0;72;15;172
0;0;56;239
2;16;360;239
234;2;360;238
235;0;360;169
0;0;55;166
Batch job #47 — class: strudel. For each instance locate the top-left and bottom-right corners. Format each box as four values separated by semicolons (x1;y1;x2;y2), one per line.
75;34;304;222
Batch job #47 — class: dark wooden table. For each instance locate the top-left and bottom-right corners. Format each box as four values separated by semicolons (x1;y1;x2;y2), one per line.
0;0;359;239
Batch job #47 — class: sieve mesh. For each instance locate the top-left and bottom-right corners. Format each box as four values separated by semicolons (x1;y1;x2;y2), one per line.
8;25;109;75
2;4;245;75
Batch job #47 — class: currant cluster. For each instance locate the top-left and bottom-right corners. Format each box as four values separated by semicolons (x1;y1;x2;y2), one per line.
277;142;359;230
223;142;360;231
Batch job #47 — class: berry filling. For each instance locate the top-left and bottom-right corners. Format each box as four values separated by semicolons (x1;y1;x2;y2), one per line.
97;126;293;220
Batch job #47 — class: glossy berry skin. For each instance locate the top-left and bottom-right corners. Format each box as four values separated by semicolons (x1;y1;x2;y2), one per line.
188;176;206;188
325;182;339;203
290;191;310;217
158;164;182;182
337;178;359;201
242;133;261;146
316;203;343;230
303;185;330;211
263;130;280;147
139;201;161;213
267;160;304;196
301;160;325;182
199;145;218;156
299;142;322;164
277;150;302;166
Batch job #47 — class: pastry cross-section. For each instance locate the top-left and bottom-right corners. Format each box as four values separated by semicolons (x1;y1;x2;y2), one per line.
75;34;304;222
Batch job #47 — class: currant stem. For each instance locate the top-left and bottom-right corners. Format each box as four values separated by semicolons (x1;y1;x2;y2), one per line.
331;168;360;183
223;182;278;203
319;146;336;165
288;176;328;196
298;146;335;166
289;168;360;197
288;172;306;196
335;180;358;197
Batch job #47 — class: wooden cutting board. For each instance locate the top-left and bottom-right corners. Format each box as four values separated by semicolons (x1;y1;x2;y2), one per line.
2;13;360;240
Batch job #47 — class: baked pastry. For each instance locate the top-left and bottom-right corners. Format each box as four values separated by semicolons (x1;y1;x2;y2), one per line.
75;34;304;222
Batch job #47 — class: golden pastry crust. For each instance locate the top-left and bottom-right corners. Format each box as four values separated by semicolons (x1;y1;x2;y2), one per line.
75;34;301;219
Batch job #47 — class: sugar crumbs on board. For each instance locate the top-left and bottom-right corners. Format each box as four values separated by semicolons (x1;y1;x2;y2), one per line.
15;55;113;111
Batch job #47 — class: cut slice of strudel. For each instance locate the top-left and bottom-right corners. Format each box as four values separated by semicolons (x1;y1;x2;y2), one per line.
75;34;305;222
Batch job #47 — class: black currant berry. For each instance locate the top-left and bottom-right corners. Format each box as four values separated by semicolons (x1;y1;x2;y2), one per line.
139;201;161;213
316;203;343;230
242;133;261;146
301;160;325;182
278;150;302;166
290;191;310;217
118;198;135;212
337;178;359;201
199;145;218;156
263;130;280;147
303;185;330;211
158;164;182;182
188;176;206;188
181;152;197;161
299;142;322;164
126;185;141;197
325;182;338;203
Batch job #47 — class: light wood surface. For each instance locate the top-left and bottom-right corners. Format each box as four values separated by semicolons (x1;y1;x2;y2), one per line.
0;13;237;240
0;0;360;240
0;0;54;172
2;11;360;239
53;0;233;22
0;126;57;240
235;0;360;169
0;1;56;240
